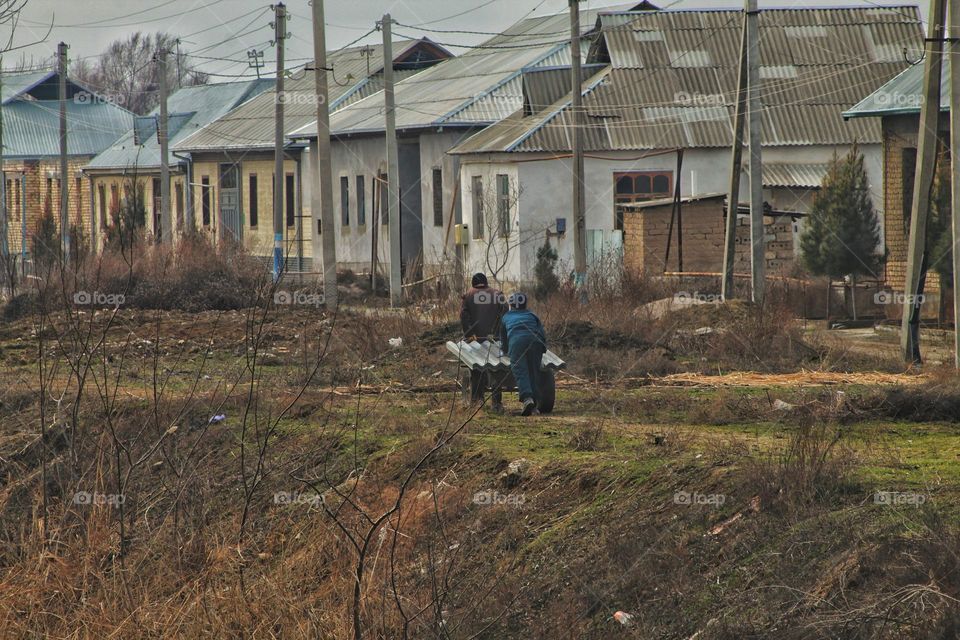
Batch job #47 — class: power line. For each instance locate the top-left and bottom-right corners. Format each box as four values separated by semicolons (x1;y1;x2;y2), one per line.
21;0;232;30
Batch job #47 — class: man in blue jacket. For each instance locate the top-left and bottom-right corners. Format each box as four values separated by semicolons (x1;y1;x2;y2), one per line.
500;292;546;416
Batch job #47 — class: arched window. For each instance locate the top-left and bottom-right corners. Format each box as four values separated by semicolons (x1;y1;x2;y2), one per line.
612;171;673;230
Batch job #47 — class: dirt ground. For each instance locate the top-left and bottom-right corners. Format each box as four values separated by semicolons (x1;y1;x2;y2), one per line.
0;298;958;639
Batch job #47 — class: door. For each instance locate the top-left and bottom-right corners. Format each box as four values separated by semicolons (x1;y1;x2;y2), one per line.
219;163;242;243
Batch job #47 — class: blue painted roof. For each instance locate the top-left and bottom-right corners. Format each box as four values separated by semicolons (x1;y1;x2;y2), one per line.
86;78;274;171
845;60;945;119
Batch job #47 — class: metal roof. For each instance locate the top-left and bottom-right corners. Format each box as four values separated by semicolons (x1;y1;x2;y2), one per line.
845;56;947;118
175;39;451;152
1;69;97;104
759;162;830;188
290;3;651;139
86;79;274;171
3;99;134;158
453;6;922;155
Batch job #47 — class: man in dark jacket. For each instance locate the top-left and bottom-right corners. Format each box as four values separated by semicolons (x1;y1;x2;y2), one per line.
500;292;546;416
460;273;506;411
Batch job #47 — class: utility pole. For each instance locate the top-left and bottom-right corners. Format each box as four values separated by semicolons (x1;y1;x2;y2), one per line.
157;48;171;242
745;0;764;303
901;0;946;364
722;14;749;300
951;0;960;369
248;49;265;78
58;42;70;266
312;0;337;308
272;2;287;283
570;0;587;294
382;14;402;306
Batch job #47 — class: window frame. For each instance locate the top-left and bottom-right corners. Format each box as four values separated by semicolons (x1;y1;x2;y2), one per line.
356;175;366;226
340;175;350;227
248;174;259;228
496;174;510;237
613;170;673;230
432;168;443;227
471;175;484;240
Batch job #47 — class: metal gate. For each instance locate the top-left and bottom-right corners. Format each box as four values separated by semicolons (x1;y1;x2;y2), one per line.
219;163;241;242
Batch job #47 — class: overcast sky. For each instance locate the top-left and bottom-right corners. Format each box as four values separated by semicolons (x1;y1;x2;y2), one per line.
7;0;928;77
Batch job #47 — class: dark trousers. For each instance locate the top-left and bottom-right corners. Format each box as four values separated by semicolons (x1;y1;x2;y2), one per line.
469;370;503;406
508;335;545;405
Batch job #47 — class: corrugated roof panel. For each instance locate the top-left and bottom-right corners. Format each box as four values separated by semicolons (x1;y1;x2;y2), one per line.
455;6;919;155
5;100;133;158
763;163;830;188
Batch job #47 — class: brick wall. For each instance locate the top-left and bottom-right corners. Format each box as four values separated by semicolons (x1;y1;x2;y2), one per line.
623;198;796;277
2;157;95;261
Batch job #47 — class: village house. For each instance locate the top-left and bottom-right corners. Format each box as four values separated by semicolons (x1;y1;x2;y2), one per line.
288;4;653;283
174;39;451;273
0;69;133;272
844;56;953;317
84;79;273;248
448;5;923;288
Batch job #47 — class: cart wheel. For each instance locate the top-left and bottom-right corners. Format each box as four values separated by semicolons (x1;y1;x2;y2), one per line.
539;369;556;414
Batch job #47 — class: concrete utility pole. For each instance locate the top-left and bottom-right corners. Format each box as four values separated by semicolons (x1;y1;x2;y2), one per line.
570;0;587;292
58;42;70;265
157;48;171;242
901;0;946;364
312;0;337;308
951;0;960;369
382;14;402;306
272;2;287;283
721;15;749;300
745;0;764;303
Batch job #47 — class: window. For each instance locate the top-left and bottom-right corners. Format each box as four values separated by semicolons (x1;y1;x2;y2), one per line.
285;174;295;227
110;184;119;217
75;177;82;219
356;175;366;226
97;185;105;228
496;174;510;237
152;177;162;238
45;178;53;215
201;176;211;226
613;171;672;230
471;176;484;239
379;172;388;224
15;180;21;221
4;180;10;223
432;168;443;227
175;182;184;226
249;174;258;227
340;176;350;226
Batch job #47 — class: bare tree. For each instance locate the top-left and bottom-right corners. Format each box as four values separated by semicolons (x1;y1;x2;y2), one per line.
70;32;209;114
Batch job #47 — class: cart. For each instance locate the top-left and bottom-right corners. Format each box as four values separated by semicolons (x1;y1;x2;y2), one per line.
446;339;566;413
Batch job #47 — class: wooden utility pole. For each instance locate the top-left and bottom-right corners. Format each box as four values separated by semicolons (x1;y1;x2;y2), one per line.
58;42;70;265
901;0;946;364
570;0;587;292
745;0;764;302
157;48;171;242
722;15;749;300
382;14;402;306
312;0;338;308
951;0;960;368
272;2;287;283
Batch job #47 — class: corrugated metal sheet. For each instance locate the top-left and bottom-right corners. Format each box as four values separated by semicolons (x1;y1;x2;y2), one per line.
88;79;273;169
177;39;450;151
453;6;921;155
446;340;566;372
762;163;830;188
4;100;133;158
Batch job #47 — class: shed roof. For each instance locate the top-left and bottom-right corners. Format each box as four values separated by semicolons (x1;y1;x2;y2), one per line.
452;5;922;154
176;39;451;152
844;56;948;118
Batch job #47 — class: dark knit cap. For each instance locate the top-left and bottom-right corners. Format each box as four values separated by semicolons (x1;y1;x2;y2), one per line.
472;272;488;287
